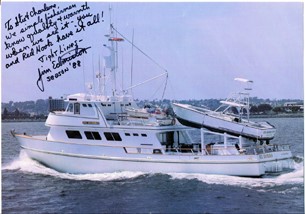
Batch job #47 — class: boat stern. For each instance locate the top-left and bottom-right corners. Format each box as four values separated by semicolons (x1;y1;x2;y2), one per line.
259;149;293;173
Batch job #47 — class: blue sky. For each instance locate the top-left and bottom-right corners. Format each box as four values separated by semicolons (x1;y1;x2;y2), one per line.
1;2;303;102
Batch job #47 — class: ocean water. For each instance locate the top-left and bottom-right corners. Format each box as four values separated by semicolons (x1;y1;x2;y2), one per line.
2;118;304;213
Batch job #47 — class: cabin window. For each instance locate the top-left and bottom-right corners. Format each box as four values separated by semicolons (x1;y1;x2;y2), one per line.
112;133;122;141
108;104;111;107
67;103;73;112
92;132;102;140
133;133;139;136
104;132;113;141
74;103;80;114
101;103;106;106
104;132;122;141
85;131;94;140
88;104;92;107
125;133;131;136
66;130;82;139
82;104;87;107
141;134;147;137
85;131;102;140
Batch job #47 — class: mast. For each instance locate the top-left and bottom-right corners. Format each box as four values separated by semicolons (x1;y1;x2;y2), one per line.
96;55;102;95
103;6;168;100
104;6;124;97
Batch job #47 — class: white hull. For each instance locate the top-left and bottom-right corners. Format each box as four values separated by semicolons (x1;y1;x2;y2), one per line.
172;103;276;140
17;135;293;177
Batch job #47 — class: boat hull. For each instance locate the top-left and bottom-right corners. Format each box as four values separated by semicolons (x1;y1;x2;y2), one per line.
17;135;292;177
172;103;276;140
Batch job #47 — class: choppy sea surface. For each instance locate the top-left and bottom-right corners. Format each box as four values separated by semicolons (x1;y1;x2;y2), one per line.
2;118;304;213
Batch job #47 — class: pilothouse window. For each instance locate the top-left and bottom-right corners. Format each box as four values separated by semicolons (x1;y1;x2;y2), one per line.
74;103;80;114
67;103;73;112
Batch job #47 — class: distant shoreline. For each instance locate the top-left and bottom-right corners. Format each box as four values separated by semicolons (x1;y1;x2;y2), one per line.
2;119;46;123
250;113;303;118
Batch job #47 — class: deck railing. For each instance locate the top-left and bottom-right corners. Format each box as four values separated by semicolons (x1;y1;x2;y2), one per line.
123;144;290;156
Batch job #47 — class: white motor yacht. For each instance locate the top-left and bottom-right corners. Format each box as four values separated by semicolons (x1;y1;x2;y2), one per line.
12;18;293;177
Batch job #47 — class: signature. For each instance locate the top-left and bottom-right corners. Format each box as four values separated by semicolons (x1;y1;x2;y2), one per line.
36;45;91;92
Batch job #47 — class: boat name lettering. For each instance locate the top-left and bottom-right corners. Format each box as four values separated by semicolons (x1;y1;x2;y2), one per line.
259;153;273;159
3;2;104;93
263;130;276;134
82;121;100;125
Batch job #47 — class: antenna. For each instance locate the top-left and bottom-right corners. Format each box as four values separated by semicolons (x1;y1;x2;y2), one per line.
121;47;124;92
82;54;86;93
130;29;134;95
102;58;106;95
92;53;96;96
97;55;102;95
109;5;112;35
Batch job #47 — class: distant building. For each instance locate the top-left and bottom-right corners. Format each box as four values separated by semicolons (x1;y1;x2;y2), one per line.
48;97;65;112
284;102;298;107
283;102;303;112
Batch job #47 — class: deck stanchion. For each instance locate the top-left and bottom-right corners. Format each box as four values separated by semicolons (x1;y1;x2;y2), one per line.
201;128;204;155
224;132;227;148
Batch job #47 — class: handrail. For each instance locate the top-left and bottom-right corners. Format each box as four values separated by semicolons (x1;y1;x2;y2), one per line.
125;144;290;156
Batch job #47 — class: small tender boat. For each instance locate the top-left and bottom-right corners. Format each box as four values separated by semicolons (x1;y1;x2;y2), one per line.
126;105;168;119
172;78;276;140
125;105;174;126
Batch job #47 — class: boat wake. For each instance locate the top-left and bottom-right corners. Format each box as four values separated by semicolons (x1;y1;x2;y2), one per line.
2;151;146;181
3;151;303;192
169;158;304;193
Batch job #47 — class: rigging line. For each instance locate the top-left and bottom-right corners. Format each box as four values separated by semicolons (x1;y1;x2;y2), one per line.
111;25;168;73
124;72;167;91
161;73;168;100
150;76;167;100
167;78;177;101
